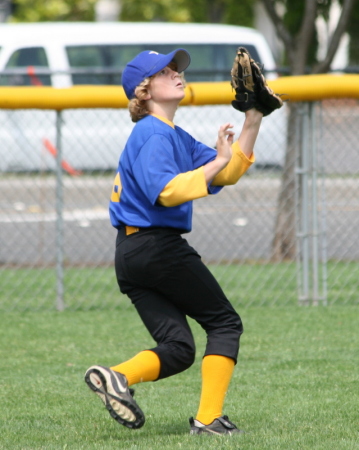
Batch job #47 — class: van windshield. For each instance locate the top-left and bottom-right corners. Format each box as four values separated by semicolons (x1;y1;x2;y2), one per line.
66;44;261;85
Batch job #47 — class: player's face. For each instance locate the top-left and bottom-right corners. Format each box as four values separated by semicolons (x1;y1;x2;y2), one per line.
148;65;185;103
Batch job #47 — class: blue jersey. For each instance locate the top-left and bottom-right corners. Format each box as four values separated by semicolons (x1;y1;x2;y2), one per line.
109;115;222;232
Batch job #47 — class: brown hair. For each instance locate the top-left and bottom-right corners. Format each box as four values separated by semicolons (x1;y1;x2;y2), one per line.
128;77;152;123
128;62;186;123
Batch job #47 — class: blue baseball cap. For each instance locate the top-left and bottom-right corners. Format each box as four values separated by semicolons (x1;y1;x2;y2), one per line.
122;49;191;99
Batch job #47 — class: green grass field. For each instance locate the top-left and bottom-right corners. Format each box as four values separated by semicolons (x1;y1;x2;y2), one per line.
1;305;358;449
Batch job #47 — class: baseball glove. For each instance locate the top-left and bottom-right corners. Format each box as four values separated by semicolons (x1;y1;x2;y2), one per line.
230;47;283;117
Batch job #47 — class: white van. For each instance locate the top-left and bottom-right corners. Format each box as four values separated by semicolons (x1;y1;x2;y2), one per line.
0;22;286;171
0;22;278;86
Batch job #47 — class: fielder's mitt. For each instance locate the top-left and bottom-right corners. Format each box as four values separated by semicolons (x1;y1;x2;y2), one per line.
230;47;283;117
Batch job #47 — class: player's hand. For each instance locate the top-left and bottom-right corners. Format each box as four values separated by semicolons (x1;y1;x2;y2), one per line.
216;123;234;164
202;123;235;184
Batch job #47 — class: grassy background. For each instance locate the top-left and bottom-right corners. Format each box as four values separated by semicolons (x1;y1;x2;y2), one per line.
1;305;358;449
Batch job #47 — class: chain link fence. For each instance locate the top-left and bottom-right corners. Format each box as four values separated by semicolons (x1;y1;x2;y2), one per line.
0;96;358;310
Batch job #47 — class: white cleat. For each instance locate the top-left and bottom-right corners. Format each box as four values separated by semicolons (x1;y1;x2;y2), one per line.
85;365;145;429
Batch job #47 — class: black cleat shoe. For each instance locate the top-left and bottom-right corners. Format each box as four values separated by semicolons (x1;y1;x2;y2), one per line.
189;415;243;435
85;365;145;429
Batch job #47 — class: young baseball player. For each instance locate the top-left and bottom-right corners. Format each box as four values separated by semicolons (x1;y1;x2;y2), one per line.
85;48;263;435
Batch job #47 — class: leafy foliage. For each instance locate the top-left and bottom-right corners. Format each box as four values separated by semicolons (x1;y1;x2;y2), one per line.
10;0;255;26
263;0;357;74
10;0;97;22
120;0;256;26
120;0;191;22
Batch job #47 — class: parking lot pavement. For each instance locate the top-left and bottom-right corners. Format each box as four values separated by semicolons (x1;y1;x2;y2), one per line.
1;176;358;265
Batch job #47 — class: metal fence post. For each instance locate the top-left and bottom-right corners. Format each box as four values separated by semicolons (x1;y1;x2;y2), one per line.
316;102;328;305
55;110;65;311
297;103;310;304
296;102;327;306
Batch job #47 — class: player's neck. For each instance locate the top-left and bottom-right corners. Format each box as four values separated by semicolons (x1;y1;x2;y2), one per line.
148;101;179;123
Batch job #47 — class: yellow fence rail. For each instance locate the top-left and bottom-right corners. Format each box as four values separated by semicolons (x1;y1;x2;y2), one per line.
0;74;358;110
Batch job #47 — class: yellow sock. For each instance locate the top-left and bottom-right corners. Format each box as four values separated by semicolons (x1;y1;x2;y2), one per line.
110;350;161;386
196;355;235;425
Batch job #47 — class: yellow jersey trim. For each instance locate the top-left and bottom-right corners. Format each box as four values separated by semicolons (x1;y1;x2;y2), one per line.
150;113;175;129
111;172;122;202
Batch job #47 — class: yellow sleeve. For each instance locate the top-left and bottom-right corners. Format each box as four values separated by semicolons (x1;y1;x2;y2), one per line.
158;167;208;207
211;141;255;186
110;172;122;202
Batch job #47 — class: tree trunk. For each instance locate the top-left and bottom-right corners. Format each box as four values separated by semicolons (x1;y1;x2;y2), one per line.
262;0;356;261
271;103;300;262
0;0;11;22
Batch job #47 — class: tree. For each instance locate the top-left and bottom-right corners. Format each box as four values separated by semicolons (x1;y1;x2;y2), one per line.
120;0;256;26
182;0;255;25
10;0;97;22
346;1;359;64
0;0;12;22
9;0;256;25
261;0;357;261
120;0;190;22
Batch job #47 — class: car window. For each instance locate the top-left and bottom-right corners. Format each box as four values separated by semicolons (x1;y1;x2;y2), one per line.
6;47;48;67
66;46;103;68
66;44;144;85
65;43;262;85
0;47;51;86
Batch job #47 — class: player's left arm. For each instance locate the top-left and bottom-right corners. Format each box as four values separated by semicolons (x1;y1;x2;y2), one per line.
211;140;254;186
158;111;262;206
212;108;262;186
158;123;233;207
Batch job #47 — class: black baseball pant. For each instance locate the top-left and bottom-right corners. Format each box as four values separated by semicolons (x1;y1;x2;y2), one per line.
115;227;243;380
